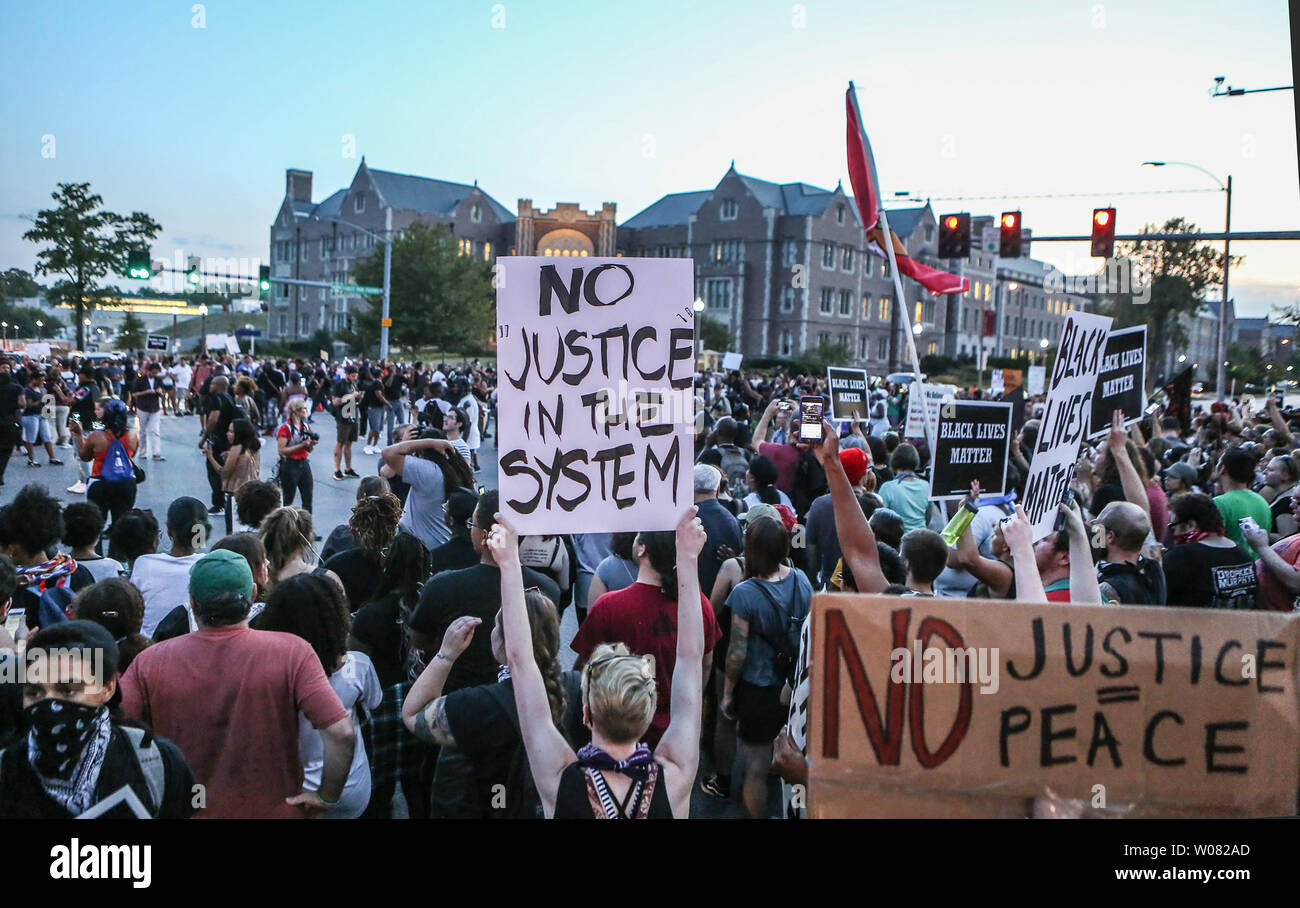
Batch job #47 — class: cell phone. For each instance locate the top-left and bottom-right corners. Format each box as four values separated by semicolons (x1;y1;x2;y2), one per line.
1239;516;1260;535
798;397;824;442
777;400;794;411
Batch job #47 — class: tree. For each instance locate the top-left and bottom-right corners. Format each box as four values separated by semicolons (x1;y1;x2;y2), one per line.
23;182;161;350
697;314;733;352
352;222;493;357
1224;342;1266;387
117;312;147;351
1094;217;1239;390
0;268;44;300
799;337;854;373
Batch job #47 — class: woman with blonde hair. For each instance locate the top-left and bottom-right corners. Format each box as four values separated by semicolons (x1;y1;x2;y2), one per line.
488;506;707;819
275;397;318;514
259;505;320;588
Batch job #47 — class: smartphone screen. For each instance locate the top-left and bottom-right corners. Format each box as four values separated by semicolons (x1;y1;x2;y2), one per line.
799;397;824;442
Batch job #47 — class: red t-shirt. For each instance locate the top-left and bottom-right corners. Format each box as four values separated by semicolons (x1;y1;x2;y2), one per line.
570;581;722;746
120;626;348;818
276;422;311;460
1256;534;1300;611
758;441;802;493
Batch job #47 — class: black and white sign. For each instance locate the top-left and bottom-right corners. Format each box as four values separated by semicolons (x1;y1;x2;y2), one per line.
826;367;870;420
1088;325;1146;438
496;257;695;534
146;334;169;351
929;401;1014;500
1023;310;1114;539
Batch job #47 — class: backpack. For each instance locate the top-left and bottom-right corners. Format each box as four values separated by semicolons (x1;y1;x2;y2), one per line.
715;445;751;501
429;670;584;819
751;580;807;688
35;585;75;629
100;435;135;482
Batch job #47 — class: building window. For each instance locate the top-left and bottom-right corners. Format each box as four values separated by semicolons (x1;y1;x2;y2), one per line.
879;296;890;322
861;293;871;319
984;283;992;302
915;301;923;325
925;226;934;243
882;258;891;279
780;330;793;356
459;238;473;256
864;256;873;278
860;335;869;360
354;194;365;214
720;199;738;220
841;247;854;271
471;204;482;223
819;331;830;347
782;240;798;266
822;243;835;269
839;332;850;350
820;288;833;315
927;341;937;355
299;315;310;336
705;279;731;310
712;240;743;263
278;314;287;335
781;286;795;313
878;336;888;361
837;205;846;225
839;289;852;316
483;241;492;261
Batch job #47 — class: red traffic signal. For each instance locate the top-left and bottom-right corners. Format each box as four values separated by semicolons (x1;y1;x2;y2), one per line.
1091;207;1116;258
938;212;970;259
999;211;1022;258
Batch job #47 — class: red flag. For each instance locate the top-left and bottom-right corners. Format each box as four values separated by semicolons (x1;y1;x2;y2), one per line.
846;83;970;297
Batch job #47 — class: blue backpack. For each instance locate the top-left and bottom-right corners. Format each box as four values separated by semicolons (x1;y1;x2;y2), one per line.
101;435;135;482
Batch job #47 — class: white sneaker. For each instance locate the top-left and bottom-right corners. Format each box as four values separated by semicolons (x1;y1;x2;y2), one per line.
363;445;374;455
66;481;86;494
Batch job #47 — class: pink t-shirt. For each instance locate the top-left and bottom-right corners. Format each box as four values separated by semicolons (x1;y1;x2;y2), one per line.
120;625;348;819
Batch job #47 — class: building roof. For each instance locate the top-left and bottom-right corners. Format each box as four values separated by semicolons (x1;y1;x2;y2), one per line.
1236;317;1268;331
368;168;514;222
620;190;712;229
880;205;927;238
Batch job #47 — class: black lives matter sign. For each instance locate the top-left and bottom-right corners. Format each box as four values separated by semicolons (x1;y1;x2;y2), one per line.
1088;325;1146;438
1022;310;1113;539
929;401;1013;500
826;367;870;420
496;258;695;534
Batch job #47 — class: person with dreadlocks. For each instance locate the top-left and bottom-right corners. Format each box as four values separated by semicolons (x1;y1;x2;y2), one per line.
323;490;403;612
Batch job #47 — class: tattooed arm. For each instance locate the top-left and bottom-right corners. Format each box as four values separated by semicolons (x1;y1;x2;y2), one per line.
401;614;480;746
721;611;750;720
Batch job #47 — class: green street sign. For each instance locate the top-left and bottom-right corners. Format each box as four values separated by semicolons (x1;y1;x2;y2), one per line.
330;282;383;296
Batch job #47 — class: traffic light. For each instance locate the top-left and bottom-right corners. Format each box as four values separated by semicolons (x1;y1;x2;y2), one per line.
187;256;201;286
125;247;151;280
258;265;271;297
999;211;1022;258
938;213;970;259
1091;207;1116;258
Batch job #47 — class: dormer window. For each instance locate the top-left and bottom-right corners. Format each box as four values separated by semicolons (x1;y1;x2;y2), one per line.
837;205;845;224
471;204;482;223
354;194;366;214
720;199;738;220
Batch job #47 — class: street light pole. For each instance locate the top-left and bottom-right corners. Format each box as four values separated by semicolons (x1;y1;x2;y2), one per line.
1142;161;1231;401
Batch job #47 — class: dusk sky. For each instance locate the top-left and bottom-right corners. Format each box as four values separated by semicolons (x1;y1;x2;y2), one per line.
1;0;1295;315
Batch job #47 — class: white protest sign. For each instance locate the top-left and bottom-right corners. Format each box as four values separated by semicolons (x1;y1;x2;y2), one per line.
496;257;695;535
1021;310;1113;540
224;335;240;355
990;369;1004;395
205;334;226;352
26;342;50;359
722;351;743;371
904;382;955;439
1027;365;1045;396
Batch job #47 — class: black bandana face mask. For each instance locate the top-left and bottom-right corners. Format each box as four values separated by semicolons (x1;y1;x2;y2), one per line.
26;698;104;779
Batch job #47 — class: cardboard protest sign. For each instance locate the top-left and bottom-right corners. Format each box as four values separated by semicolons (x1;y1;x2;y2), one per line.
496;257;695;535
1000;368;1023;393
826;367;870;420
1027;365;1045;396
809;593;1300;818
1088;325;1147;439
904;382;955;439
722;351;743;371
928;401;1013;500
1021;310;1112;540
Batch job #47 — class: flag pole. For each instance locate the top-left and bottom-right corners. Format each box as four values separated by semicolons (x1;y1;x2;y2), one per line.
848;83;936;454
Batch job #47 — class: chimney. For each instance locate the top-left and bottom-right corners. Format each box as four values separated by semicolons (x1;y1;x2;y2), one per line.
286;169;313;203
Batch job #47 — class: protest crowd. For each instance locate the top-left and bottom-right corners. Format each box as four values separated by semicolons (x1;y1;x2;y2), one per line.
2;343;1299;820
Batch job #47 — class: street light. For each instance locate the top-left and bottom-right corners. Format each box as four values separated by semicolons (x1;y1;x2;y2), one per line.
199;304;208;352
912;322;923;336
693;297;705;313
311;215;393;360
1143;161;1231;401
171;307;179;354
35;320;43;341
1178;354;1187;363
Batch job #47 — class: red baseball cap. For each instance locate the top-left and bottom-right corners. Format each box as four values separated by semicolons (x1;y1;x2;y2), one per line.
839;447;870;485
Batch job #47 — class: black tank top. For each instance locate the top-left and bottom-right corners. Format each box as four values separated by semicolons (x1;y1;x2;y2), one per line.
553;759;673;819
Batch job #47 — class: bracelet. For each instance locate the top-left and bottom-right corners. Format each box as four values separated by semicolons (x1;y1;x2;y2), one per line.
317;791;341;806
434;651;454;663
